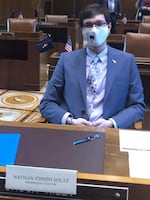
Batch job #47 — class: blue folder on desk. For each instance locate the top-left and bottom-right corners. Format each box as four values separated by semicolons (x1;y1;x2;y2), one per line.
0;133;20;166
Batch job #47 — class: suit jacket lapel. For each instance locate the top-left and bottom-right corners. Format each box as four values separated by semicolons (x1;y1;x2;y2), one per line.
104;46;117;102
77;49;87;106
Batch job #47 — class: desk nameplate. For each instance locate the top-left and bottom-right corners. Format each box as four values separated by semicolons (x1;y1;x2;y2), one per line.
5;165;77;195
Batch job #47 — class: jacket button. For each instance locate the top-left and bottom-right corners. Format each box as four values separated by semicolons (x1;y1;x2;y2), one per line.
81;110;86;114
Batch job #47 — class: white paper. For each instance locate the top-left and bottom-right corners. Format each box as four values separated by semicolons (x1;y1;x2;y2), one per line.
128;151;150;179
119;130;150;179
119;129;150;152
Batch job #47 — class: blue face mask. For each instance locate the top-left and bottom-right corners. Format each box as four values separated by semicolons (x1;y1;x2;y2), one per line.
82;26;110;47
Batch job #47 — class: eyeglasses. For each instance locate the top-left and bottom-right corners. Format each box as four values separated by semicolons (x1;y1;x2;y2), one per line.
83;20;107;28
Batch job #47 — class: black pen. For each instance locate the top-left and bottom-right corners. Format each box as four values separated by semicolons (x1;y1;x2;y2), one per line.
73;134;100;145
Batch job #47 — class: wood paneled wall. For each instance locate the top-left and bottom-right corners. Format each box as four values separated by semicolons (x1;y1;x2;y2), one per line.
51;0;137;20
0;0;137;24
0;0;37;23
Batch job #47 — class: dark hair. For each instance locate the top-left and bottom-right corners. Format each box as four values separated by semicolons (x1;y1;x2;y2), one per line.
9;10;16;18
79;3;111;27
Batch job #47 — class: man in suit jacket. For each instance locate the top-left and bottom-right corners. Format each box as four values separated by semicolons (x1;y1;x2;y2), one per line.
40;3;146;129
95;0;122;33
135;0;150;20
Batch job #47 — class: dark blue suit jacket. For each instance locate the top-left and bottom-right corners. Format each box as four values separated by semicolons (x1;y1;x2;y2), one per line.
95;0;122;14
40;46;146;128
138;0;145;7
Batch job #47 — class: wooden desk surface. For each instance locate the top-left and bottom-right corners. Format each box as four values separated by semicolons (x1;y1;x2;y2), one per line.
0;31;45;41
0;121;143;177
136;57;150;63
0;122;106;174
136;57;150;75
50;51;60;59
0;122;141;177
0;122;149;200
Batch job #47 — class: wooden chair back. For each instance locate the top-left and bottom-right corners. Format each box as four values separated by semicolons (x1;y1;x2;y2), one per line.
139;23;150;34
7;18;36;32
142;15;150;23
124;32;150;57
45;15;68;23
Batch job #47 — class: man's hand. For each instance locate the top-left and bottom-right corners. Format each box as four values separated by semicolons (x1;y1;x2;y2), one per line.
122;16;127;24
92;119;113;128
72;118;92;126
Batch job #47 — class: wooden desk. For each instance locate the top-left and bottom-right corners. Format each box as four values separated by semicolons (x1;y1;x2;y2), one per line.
48;52;59;79
39;20;82;53
49;51;59;66
107;34;125;50
0;122;149;199
0;32;48;91
0;122;105;174
136;57;150;75
116;20;141;34
136;57;150;105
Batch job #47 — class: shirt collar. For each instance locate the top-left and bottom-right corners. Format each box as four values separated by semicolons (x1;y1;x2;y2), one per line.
86;46;108;62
